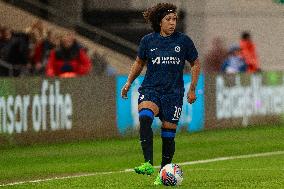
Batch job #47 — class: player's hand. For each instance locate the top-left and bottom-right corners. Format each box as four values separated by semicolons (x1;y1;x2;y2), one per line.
187;89;197;104
121;82;131;99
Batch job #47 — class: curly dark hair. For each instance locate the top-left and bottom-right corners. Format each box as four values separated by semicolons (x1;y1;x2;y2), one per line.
143;3;177;32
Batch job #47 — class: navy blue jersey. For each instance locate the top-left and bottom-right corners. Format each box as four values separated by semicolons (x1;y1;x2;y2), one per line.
137;32;198;95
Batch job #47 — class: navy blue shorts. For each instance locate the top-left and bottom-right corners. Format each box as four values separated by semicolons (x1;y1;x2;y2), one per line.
138;90;183;124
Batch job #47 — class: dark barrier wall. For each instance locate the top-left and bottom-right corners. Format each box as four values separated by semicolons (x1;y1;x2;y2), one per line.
205;72;284;129
0;76;117;145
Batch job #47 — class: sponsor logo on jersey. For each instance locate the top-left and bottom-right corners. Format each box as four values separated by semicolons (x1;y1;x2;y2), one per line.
152;57;181;65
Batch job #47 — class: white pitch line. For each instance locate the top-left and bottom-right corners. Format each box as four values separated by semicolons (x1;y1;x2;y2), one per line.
0;171;133;187
186;168;284;171
1;151;284;187
174;151;284;167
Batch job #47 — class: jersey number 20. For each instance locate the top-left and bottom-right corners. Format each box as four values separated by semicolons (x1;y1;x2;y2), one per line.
173;106;182;120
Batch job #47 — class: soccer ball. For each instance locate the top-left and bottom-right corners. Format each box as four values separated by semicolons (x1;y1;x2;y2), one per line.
160;163;183;186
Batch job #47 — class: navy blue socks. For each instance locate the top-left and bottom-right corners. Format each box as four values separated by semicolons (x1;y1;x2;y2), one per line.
139;109;154;165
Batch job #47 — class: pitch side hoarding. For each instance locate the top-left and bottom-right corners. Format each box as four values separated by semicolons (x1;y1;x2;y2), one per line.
1;72;282;146
205;72;284;129
116;74;205;135
0;76;117;145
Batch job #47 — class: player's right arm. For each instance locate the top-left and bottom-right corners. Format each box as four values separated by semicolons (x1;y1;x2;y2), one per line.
121;57;146;99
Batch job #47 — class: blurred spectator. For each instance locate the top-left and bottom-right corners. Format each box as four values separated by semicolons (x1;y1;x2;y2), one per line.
0;25;4;46
240;31;260;73
25;20;47;75
1;20;94;78
25;20;46;42
0;27;11;76
221;45;247;74
32;30;59;75
204;37;227;74
0;28;30;76
0;25;2;40
0;27;12;50
46;32;92;78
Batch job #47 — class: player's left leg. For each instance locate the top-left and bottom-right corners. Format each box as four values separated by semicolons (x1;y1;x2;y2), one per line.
161;122;177;168
159;94;182;168
154;122;177;185
154;94;182;185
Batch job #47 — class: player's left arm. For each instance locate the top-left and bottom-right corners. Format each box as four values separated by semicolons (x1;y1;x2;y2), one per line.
187;58;201;104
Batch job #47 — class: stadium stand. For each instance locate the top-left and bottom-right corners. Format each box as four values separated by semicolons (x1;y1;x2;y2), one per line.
0;1;134;75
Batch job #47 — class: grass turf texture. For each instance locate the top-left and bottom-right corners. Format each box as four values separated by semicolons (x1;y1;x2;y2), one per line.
0;124;284;188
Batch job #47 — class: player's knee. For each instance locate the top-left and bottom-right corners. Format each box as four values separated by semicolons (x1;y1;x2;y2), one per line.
162;121;177;130
138;101;159;116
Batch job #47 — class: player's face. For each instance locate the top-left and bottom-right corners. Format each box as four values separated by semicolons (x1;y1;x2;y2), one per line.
160;13;177;36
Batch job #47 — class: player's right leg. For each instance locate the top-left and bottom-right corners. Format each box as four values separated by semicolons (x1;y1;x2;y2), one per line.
134;93;160;175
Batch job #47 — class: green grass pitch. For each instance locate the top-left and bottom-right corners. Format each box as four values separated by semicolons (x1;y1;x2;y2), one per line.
0;125;284;188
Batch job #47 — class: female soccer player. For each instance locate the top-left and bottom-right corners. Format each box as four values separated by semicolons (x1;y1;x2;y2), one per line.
121;3;201;185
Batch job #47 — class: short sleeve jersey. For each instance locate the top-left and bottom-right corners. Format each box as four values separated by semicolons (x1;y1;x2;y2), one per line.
137;32;198;95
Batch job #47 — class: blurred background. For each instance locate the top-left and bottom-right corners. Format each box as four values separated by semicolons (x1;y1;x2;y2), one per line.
0;0;283;145
0;0;283;76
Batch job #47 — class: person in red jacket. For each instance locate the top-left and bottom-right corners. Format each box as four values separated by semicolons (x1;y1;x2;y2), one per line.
240;31;261;73
32;30;58;75
46;32;92;78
